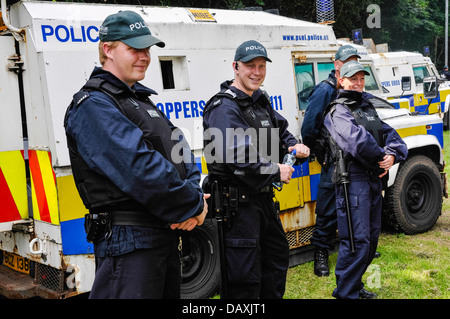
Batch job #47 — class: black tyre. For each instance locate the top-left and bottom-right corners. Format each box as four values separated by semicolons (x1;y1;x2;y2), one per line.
180;219;220;299
385;155;442;234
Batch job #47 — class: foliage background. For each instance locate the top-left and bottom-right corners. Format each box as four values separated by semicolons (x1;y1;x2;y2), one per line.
23;0;448;69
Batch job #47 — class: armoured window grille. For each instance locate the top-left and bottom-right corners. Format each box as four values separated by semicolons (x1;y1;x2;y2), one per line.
316;0;335;24
286;226;315;249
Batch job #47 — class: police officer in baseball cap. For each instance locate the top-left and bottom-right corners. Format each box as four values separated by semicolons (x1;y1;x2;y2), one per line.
301;44;362;279
65;10;208;299
203;40;309;298
324;60;407;298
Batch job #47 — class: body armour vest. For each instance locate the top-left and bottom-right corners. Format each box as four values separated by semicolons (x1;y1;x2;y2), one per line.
327;94;384;171
64;77;186;211
203;89;281;181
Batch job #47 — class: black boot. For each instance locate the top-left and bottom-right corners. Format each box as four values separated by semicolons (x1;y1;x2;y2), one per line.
314;248;329;277
359;288;377;299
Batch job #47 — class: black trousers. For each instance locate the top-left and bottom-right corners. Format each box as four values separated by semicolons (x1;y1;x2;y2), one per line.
223;192;290;299
311;166;337;250
89;233;180;299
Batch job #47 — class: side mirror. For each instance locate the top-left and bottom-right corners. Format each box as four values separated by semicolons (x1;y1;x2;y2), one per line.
423;76;438;100
401;76;411;92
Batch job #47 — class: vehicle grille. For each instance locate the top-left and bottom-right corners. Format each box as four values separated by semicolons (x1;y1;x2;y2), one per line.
286;226;314;249
35;263;64;293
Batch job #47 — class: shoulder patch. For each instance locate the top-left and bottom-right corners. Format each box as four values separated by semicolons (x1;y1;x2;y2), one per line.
212;98;223;106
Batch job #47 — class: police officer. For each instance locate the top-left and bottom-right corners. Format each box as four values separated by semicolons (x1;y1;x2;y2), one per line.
441;66;450;80
64;11;208;299
324;61;408;299
203;40;310;298
301;45;360;277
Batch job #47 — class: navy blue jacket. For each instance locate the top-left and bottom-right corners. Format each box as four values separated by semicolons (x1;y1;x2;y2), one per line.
324;90;408;172
65;67;204;256
301;71;338;149
203;81;298;190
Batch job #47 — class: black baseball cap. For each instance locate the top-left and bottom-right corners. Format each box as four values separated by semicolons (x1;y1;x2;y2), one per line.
335;45;361;61
234;40;272;63
340;60;370;78
99;11;165;49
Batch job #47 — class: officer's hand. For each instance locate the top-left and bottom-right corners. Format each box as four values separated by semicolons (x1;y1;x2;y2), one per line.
170;218;198;231
289;144;310;158
278;163;295;184
195;194;210;227
170;194;210;231
378;154;395;178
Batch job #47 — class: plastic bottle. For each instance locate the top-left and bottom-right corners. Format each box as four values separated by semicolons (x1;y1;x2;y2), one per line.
273;149;296;190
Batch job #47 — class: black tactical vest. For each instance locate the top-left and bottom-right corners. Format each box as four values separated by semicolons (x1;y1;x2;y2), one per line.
64;77;186;211
327;96;385;170
203;89;280;181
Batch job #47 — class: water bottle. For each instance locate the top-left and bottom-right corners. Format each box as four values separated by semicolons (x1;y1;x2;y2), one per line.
282;149;297;166
272;149;297;190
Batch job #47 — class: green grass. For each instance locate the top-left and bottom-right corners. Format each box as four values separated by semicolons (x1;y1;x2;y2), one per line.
284;130;450;299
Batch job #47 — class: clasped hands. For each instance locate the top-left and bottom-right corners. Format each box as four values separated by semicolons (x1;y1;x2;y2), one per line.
170;194;210;231
378;154;395;178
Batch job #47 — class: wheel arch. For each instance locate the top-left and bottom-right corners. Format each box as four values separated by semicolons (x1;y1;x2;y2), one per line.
387;134;443;188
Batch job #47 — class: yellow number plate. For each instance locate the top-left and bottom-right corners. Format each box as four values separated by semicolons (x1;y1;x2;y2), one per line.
2;251;31;274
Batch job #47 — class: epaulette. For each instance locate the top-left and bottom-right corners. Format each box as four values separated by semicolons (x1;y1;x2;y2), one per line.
321;78;338;93
203;89;238;115
83;77;125;96
73;90;90;108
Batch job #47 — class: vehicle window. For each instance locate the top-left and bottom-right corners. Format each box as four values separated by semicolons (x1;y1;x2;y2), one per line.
368;96;395;109
317;62;334;82
364;66;380;91
294;63;315;110
413;66;430;84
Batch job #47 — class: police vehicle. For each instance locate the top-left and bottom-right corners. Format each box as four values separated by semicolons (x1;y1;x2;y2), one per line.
342;39;450;125
0;0;446;298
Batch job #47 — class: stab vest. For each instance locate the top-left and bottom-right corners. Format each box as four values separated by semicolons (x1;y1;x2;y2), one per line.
203;89;281;181
64;77;186;211
326;95;385;171
309;78;338;167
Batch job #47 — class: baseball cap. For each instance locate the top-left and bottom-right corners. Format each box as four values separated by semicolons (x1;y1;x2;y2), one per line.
234;40;272;63
335;45;361;61
340;60;370;78
99;11;165;49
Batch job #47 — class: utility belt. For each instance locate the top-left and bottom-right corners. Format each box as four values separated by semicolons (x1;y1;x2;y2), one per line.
202;176;274;227
84;210;169;244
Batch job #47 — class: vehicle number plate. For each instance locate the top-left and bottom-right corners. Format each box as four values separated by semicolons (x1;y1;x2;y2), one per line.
2;251;30;274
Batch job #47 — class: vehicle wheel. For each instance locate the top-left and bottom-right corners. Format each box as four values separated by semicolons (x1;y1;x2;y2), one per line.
180;219;220;299
385;155;442;234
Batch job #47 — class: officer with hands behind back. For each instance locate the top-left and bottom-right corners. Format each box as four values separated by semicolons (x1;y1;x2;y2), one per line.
64;11;208;299
203;40;310;299
301;45;360;277
324;61;408;299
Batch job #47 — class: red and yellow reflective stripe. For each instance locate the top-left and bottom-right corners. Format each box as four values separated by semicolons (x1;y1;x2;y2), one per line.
0;150;59;225
0;151;28;222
